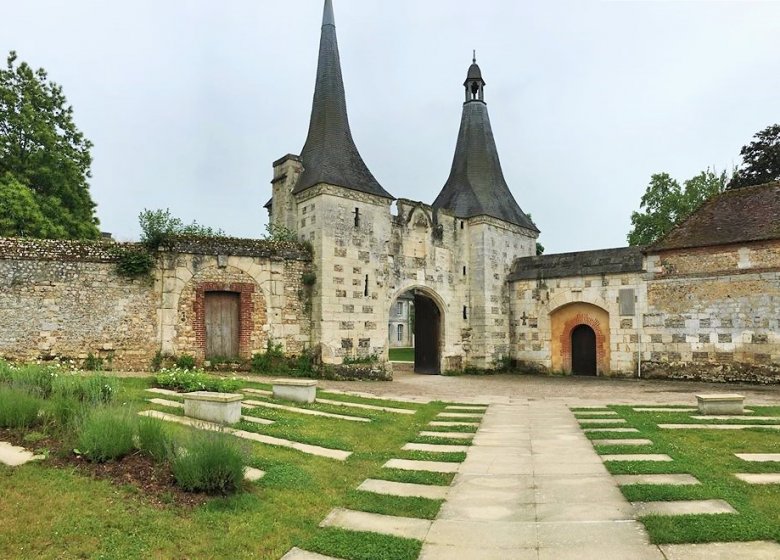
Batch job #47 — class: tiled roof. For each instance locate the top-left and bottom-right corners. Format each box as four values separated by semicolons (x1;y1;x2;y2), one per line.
650;181;780;251
509;247;644;281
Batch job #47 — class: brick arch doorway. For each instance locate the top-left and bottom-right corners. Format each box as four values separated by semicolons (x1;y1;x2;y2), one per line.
550;302;610;375
571;324;597;376
390;287;444;375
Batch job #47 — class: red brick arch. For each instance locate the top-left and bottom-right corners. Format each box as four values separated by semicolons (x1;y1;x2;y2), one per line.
550;303;610;374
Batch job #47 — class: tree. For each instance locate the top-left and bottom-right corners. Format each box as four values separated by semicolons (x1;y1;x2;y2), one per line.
0;173;65;237
0;51;100;239
139;208;225;249
728;124;780;189
628;169;728;247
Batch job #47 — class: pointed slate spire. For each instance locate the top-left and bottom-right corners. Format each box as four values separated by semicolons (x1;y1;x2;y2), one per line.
433;57;537;231
293;0;393;199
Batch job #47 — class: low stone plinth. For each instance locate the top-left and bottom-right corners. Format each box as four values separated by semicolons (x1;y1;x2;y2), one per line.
183;391;243;425
696;393;745;415
273;378;317;404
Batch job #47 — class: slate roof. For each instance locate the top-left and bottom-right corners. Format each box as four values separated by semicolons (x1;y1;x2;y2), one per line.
650;181;780;251
292;0;393;200
509;247;645;282
433;64;537;232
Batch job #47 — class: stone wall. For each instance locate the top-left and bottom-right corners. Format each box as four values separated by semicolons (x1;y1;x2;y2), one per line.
0;237;312;370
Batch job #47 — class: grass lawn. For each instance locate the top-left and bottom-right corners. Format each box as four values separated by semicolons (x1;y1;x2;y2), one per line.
0;374;467;560
579;405;780;545
389;347;414;362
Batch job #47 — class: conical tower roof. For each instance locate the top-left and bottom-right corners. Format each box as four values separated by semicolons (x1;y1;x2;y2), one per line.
292;0;393;200
433;59;537;231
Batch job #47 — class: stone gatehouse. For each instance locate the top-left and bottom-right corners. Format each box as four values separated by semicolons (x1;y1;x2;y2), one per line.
0;0;778;383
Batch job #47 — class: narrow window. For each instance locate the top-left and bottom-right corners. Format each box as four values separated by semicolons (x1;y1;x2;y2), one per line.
463;306;468;320
354;208;360;228
364;275;369;297
460;221;464;230
396;302;403;314
463;266;467;276
398;324;404;342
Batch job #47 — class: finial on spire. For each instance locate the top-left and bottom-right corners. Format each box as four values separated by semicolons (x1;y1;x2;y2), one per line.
323;0;335;27
473;50;476;64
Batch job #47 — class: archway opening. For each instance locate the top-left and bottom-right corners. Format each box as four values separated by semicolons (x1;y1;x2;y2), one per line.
388;288;442;375
571;324;597;376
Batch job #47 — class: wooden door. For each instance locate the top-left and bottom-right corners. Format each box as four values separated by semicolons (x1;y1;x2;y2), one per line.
205;292;240;359
571;324;597;376
414;293;441;375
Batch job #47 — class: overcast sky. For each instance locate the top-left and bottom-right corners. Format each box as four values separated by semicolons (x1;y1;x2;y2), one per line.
2;1;778;253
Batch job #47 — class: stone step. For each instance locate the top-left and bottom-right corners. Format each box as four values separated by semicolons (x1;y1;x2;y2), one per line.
419;431;474;440
243;388;272;397
437;412;483;419
445;405;488;411
735;473;780;484
242;400;370;423
578;419;627;425
0;442;45;467
659;541;780;560
614;474;700;486
241;415;274;426
592;439;653;446
632;407;696;413
319;507;432;540
633;499;736;517
383;458;460;473
429;421;479;427
280;548;340;560
315;397;415;415
147;398;183;409
583;427;640;433
574;411;619;416
735;453;780;462
324;389;431;404
138;410;351;461
146;388;181;397
660;424;780;431
601;454;672;462
402;443;469;453
692;416;779;422
358;478;449;499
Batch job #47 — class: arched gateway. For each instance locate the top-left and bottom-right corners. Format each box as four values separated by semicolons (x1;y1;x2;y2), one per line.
390;288;445;375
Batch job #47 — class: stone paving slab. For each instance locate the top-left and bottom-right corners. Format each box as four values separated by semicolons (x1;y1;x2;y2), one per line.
592;439;653;446
139;411;351;460
446;405;488;411
242;400;370;423
578;418;627;425
583;427;640;433
383;458;460;473
735;453;780;462
147;398;183;409
0;442;45;467
244;467;265;482
420;544;538;559
281;547;340;560
614;474;700;486
692;416;779;421
319;507;431;540
429;421;480;427
241;415;274;426
358;478;449;499
633;407;697;412
538;544;664;560
403;443;469;453
633;499;737;517
660;424;780;430
425;520;537;548
315;397;415;415
536;520;652;547
419;431;474;439
242;388;272;397
573;411;619;416
735;473;780;484
437;412;484;419
601;454;673;462
659;541;780;560
145;388;181;397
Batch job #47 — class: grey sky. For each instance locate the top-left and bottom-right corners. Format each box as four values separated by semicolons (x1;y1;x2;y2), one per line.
2;1;778;252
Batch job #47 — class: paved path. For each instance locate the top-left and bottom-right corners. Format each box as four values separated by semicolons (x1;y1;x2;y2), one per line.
419;401;664;559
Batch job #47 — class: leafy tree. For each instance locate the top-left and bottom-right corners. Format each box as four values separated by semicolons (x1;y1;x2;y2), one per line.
0;51;100;239
0;173;64;237
628;169;728;246
139;208;225;249
728;123;780;189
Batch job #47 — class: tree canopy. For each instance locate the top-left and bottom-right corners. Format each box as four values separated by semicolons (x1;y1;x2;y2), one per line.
0;51;100;239
728;123;780;189
627;169;727;247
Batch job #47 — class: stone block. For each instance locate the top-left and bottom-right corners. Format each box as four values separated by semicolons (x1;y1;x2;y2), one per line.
183;391;243;424
273;378;317;403
696;393;744;415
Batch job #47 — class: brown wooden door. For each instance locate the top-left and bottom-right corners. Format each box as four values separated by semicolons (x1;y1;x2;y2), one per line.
571;324;597;376
414;293;441;375
205;292;240;359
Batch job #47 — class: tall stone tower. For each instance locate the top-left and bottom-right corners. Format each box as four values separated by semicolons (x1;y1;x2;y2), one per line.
433;56;539;367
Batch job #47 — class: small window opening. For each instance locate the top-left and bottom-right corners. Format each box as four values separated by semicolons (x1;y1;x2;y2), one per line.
463;306;468;320
364;275;369;297
354;208;360;228
463;266;467;276
460;221;465;230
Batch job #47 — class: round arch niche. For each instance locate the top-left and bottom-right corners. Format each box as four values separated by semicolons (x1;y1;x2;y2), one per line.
388;286;445;375
549;302;610;375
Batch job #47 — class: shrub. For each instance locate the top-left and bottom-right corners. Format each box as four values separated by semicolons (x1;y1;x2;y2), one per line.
77;407;136;463
343;354;379;365
113;246;155;278
150;351;164;372
171;431;247;495
0;387;43;429
82;353;104;371
137;417;172;462
251;340;288;374
8;365;57;398
43;395;82;428
52;374;118;404
175;354;197;370
155;368;241;393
